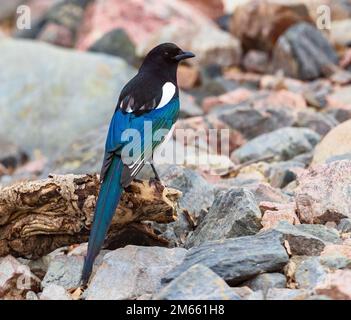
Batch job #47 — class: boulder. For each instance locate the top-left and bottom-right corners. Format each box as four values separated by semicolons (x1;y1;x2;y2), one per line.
233;127;320;163
229;0;312;52
85;246;187;300
186;188;262;247
155;264;240;300
163;230;289;286
272;23;339;80
295;160;351;223
312;120;351;165
0;38;134;156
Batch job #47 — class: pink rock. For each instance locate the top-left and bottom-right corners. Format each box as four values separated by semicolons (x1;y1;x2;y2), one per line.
340;49;351;69
0;256;40;299
321;244;351;260
185;0;224;19
26;0;60;21
75;0;211;51
316;270;351;300
260;201;300;230
202;88;253;113
254;90;307;110
295;160;351;224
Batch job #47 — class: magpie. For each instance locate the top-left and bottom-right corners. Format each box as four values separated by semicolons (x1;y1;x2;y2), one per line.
81;43;195;284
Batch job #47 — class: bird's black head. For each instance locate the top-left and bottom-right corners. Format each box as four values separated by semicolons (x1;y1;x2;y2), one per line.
140;43;195;79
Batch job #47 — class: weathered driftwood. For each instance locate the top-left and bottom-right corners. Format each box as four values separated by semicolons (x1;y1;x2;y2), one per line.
0;174;181;259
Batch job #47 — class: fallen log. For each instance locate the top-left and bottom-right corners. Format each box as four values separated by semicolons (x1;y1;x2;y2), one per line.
0;174;181;259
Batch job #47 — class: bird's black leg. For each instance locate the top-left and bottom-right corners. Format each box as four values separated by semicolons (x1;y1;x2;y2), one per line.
151;163;161;182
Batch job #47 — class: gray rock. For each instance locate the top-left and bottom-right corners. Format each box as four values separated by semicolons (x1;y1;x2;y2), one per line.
26;291;39;300
319;255;351;270
337;218;351;233
294;257;327;289
217;102;296;140
266;160;304;189
233;127;320;163
163;230;289;286
295;224;341;244
272;22;338;80
88;28;137;65
0;38;134;156
41;255;84;289
243;273;286;292
40;284;72;300
155;264;240;300
159;165;216;218
266;288;311;300
295;110;338;136
85;246;187;300
186;188;262;247
271;221;328;256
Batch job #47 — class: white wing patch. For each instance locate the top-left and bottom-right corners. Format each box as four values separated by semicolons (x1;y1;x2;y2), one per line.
156;82;176;109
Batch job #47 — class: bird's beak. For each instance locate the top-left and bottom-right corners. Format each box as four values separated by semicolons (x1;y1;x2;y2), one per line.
173;51;195;61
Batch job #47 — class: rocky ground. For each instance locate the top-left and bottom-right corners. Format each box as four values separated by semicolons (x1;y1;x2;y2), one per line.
1;0;351;300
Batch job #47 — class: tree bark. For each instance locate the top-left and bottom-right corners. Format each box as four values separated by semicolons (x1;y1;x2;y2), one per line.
0;174;181;259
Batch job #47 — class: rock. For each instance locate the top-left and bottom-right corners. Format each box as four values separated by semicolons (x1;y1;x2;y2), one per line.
159;165;216;218
295;110;337;136
233;127;320;163
85;246;187;300
88;28;137;65
313;120;351;165
302;80;333;109
154;264;240;300
295;160;351;223
294;257;327;289
340;48;351;70
177;64;200;90
245;183;291;204
295;224;341;244
266;160;305;189
272;23;339;80
142;22;242;68
0;38;134;156
0;255;40;299
175;114;245;154
40;284;72;300
186;188;262;247
26;291;39;300
338;219;351;233
216;97;301;141
316;270;351;300
41;255;84;290
243;50;269;74
163;230;289;286
0;136;28;171
0;0;26;21
320;244;351;270
265;288;310;300
327;86;351;110
202;88;253;113
37;22;75;48
243;273;287;292
186;0;224;20
260;202;300;230
330;20;351;47
271;221;333;256
229;0;312;52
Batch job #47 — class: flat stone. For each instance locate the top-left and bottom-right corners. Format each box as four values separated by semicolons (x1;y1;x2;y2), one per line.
233;127;320;163
266;288;311;300
294;257;327;289
163;230;289;286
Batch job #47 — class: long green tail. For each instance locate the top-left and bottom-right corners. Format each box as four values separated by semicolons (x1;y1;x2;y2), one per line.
81;156;123;284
